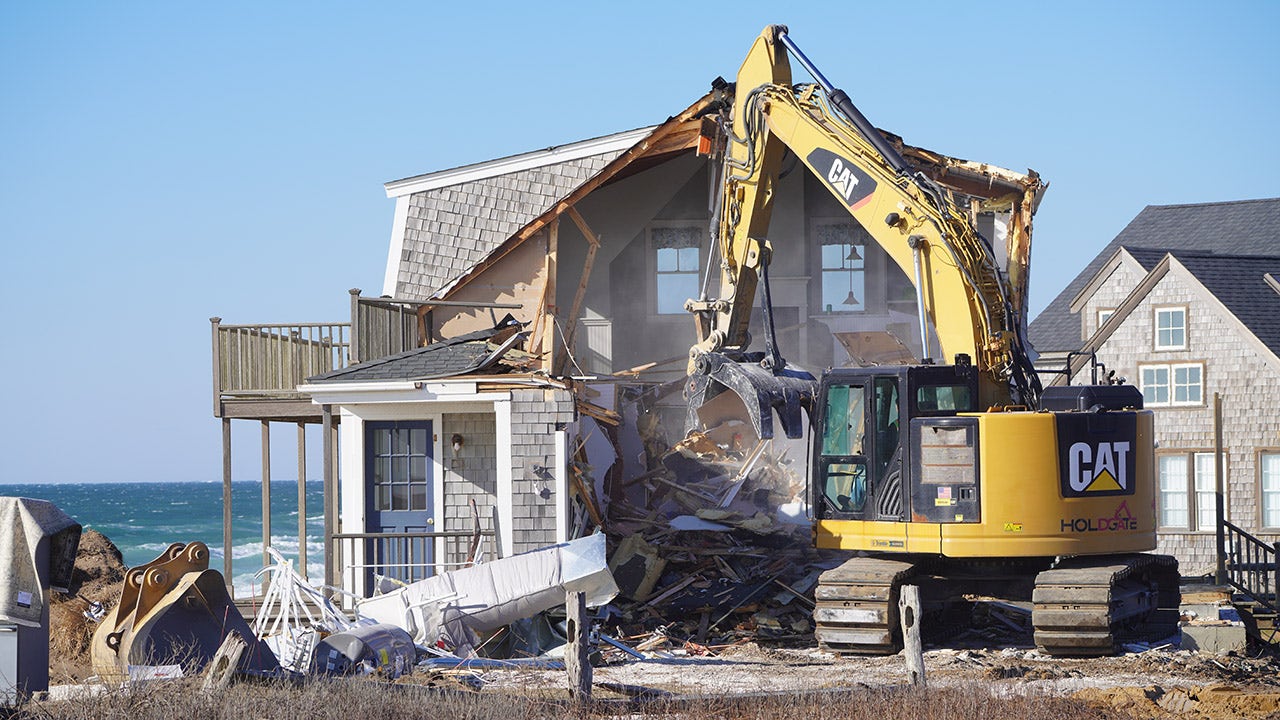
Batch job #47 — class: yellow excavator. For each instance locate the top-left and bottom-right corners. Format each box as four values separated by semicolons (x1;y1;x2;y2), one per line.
684;25;1179;656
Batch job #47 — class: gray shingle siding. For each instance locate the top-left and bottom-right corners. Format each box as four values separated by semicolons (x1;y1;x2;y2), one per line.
1030;198;1280;354
508;388;576;553
394;152;621;301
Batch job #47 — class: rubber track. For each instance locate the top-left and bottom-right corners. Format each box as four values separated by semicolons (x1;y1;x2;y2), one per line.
1032;553;1180;657
813;557;917;654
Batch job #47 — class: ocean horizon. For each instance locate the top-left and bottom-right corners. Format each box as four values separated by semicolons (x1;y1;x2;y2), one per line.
0;481;324;596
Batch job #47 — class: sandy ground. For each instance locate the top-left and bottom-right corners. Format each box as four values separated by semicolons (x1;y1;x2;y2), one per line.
467;642;1280;718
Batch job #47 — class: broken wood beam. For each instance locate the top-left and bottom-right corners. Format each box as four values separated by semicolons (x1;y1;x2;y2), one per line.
200;631;247;697
558;206;600;375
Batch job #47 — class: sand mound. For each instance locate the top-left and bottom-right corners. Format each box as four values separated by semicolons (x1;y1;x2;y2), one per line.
1073;684;1280;720
48;529;127;681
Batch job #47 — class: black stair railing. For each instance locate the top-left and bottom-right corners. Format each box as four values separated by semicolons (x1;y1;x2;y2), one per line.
1222;519;1279;614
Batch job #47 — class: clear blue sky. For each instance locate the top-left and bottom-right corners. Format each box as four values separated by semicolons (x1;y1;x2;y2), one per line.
3;2;1277;484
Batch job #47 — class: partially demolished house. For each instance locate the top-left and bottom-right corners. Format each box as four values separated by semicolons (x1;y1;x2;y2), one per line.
213;90;1043;609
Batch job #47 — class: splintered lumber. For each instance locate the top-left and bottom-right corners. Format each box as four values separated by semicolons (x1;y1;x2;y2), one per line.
201;631;247;696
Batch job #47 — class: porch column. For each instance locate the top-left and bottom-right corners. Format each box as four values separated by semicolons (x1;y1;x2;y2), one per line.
261;420;272;569
323;404;336;590
222;418;233;587
297;422;308;580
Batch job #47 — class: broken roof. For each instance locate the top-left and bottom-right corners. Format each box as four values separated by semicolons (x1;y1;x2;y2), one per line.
1029;197;1280;353
382;90;1041;308
307;319;532;384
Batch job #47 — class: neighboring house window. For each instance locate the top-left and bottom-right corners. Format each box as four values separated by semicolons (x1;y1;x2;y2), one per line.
1096;309;1114;331
1194;452;1216;531
1262;452;1280;529
1154;307;1187;350
1158;451;1220;531
818;222;865;312
1158;454;1189;529
1140;362;1203;406
652;225;702;315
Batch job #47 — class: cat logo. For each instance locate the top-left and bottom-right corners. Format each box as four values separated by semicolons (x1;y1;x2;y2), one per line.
1067;441;1131;493
1055;414;1138;498
827;158;859;202
806;148;876;210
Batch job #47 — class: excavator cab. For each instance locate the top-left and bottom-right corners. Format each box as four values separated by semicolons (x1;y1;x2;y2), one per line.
814;363;979;525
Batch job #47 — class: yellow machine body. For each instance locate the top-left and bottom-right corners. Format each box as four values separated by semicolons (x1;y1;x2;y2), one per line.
815;410;1157;557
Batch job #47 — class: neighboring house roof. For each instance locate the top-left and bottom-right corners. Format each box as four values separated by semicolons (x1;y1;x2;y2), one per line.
382;128;654;301
1061;250;1280;383
1029;198;1280;353
1174;251;1280;357
308;320;530;383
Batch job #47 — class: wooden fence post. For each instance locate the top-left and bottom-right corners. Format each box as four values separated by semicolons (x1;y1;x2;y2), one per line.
899;584;926;687
566;590;591;701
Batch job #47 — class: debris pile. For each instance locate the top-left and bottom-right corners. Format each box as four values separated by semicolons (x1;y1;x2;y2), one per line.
575;396;842;657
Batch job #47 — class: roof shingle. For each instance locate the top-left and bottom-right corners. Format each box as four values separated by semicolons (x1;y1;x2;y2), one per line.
1030;198;1280;353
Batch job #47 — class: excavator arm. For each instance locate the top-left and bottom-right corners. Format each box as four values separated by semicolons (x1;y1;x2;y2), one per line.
686;25;1042;435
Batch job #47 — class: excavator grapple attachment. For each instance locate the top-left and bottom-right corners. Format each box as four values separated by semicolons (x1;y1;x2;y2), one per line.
685;351;816;440
91;542;278;680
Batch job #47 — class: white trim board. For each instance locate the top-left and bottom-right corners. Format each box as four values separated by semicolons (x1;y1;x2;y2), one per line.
382;127;654;198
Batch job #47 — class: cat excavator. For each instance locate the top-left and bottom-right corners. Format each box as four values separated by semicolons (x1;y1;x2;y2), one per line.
684;25;1179;656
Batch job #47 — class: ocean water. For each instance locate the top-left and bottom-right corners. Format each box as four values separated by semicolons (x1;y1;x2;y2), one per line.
0;481;325;595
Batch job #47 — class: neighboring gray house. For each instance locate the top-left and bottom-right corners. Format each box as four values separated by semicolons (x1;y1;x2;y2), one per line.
1029;198;1280;574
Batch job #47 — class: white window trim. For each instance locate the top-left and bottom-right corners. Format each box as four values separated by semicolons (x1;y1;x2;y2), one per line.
1260;449;1280;532
1153;305;1189;352
1096;308;1114;331
1139;361;1205;407
1158;449;1224;533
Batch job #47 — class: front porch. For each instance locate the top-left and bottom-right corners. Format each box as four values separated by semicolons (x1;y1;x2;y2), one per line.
211;289;520;597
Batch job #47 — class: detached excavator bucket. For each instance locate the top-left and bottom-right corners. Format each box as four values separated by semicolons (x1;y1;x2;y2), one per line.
91;542;278;680
685;352;816;440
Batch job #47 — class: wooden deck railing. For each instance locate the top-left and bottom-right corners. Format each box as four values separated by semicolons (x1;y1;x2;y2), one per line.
211;291;428;411
211;320;350;400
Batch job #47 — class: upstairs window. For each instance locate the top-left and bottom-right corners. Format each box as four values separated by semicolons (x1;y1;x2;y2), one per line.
652;225;702;315
1140;362;1203;407
818;222;865;313
1155;307;1187;350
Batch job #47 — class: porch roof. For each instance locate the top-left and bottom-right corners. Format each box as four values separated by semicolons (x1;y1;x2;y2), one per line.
306;320;530;384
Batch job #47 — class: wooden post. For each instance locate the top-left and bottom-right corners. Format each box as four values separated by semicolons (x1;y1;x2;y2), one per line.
297;422;308;580
201;631;247;696
899;584;926;687
222;418;234;589
348;288;362;364
210;317;223;417
542;219;559;373
322;405;336;591
566;590;591;701
1215;393;1227;585
261;421;272;569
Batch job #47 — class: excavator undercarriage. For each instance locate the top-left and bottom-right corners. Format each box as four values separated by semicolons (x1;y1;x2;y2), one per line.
814;554;1181;656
